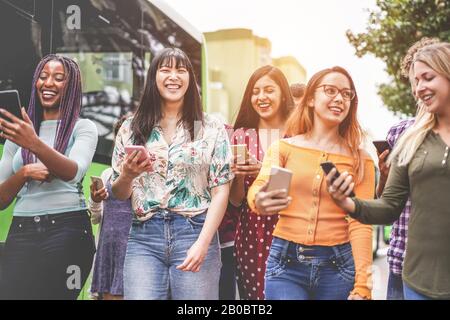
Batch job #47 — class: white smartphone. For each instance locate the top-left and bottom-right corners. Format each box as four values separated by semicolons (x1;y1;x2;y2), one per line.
267;166;293;195
124;145;150;163
90;176;104;190
231;144;249;165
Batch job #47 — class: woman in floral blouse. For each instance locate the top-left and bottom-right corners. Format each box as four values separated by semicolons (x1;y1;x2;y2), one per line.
111;48;233;300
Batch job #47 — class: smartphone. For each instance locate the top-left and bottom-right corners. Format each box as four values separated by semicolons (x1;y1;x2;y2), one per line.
373;140;391;154
267;166;293;195
320;161;355;197
124;145;150;163
0;90;23;121
90;176;104;190
231;144;249;164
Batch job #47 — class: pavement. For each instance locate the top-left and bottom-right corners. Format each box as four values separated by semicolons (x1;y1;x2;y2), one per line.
372;246;389;300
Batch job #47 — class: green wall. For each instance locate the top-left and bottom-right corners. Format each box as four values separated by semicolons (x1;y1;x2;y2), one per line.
0;144;13;242
0;143;109;299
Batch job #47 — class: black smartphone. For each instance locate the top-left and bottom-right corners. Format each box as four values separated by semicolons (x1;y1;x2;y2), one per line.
320;161;355;197
373;140;391;154
0;90;23;121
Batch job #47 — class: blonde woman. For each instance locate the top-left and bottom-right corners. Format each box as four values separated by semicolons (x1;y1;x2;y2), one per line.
327;43;450;300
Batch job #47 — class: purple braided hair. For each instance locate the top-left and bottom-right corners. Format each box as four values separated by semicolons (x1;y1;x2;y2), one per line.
22;54;82;165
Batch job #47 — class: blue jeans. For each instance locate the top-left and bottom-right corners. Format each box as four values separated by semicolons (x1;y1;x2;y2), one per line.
403;282;433;300
386;271;404;300
264;237;355;300
123;210;221;300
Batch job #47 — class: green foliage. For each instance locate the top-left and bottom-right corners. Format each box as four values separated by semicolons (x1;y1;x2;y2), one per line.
347;0;450;116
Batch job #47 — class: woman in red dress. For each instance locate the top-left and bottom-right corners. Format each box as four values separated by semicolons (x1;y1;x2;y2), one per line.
230;65;295;299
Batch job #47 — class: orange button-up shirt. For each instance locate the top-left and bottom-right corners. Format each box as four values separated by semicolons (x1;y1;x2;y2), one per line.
247;139;375;299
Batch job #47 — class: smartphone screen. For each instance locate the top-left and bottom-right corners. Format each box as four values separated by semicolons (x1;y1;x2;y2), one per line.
373;140;391;154
0;90;23;121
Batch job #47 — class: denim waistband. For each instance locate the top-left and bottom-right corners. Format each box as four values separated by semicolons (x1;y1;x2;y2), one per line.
11;210;89;228
273;237;352;260
143;208;207;220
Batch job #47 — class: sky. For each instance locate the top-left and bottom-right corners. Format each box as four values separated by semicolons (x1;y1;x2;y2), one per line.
164;0;407;139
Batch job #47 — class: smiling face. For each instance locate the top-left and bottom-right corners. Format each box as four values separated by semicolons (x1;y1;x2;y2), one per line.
309;72;353;127
414;61;450;116
35;60;67;110
156;58;189;106
250;75;283;122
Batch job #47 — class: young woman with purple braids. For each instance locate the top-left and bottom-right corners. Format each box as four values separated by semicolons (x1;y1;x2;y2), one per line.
0;54;98;299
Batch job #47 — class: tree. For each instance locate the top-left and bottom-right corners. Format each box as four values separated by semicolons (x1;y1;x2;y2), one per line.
347;0;450;116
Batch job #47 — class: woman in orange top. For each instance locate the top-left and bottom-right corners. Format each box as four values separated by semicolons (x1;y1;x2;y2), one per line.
247;66;375;300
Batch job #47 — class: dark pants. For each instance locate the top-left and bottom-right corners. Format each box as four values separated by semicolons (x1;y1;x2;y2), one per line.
0;210;95;300
219;246;237;300
386;271;404;300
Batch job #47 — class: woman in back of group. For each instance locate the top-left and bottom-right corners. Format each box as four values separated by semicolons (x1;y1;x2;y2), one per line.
88;115;131;300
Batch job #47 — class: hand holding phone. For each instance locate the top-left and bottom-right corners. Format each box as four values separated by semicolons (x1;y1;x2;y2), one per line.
124;145;150;163
254;166;293;215
90;176;104;190
0;94;38;149
231;144;249;165
90;176;108;203
231;144;261;177
373;140;391;154
267;166;293;194
122;145;153;178
0;90;23;121
320;161;355;197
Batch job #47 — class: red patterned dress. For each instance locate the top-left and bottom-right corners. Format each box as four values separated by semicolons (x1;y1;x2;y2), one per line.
232;128;278;300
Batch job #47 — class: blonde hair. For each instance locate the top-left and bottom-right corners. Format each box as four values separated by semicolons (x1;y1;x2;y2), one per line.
400;37;441;79
389;42;450;166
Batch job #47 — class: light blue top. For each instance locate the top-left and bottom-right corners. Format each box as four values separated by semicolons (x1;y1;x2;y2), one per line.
0;119;98;216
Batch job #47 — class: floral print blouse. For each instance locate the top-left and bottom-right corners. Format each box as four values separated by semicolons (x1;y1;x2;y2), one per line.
112;113;234;221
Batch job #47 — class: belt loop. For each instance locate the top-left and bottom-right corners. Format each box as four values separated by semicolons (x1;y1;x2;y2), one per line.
280;238;290;261
331;244;339;260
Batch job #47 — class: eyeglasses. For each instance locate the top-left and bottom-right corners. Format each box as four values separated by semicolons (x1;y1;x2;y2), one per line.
316;85;355;101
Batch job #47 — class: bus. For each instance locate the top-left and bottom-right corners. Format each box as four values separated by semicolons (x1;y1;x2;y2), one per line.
0;0;206;299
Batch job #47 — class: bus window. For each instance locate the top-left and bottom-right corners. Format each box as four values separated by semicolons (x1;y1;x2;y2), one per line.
0;0;203;164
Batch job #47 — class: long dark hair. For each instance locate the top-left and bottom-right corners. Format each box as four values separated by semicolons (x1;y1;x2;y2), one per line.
22;54;82;165
233;65;294;129
131;48;203;145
